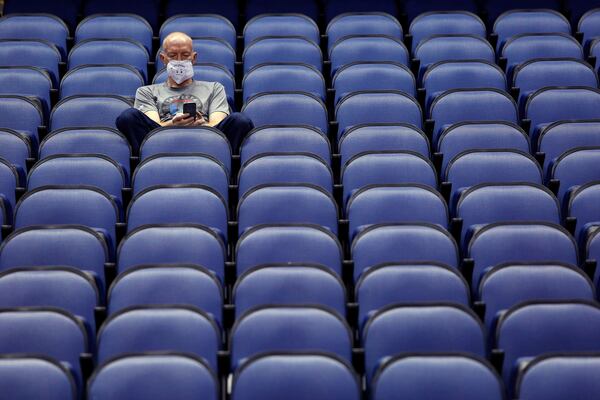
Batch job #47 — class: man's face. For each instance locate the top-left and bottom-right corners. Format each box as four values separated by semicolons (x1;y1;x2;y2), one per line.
160;40;197;65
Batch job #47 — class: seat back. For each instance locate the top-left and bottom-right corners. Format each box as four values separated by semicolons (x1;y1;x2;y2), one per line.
243;63;325;102
494;9;571;52
0;95;44;150
243;36;322;74
0;66;52;117
161;14;236;48
568;181;600;243
409;11;486;52
49;95;132;131
0;39;61;85
551;147;600;206
327;12;402;49
75;14;153;54
244;14;319;46
60;65;144;99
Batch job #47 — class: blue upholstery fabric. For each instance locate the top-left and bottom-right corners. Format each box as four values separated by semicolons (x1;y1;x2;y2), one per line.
494;10;571;52
550;147;600;206
60;65;144;98
0;14;68;57
0;67;52;118
50;95;132;131
243;63;325;102
161;15;236;48
243;37;322;74
75;14;153;54
409;11;486;52
327;13;402;50
245;14;319;46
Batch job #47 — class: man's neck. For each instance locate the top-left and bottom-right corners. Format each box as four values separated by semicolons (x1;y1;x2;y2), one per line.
167;77;194;88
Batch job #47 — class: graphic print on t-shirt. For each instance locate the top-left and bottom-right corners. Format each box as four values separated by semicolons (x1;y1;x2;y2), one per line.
159;94;203;121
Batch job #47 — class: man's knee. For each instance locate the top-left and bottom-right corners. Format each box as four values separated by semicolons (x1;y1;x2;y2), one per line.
116;108;144;130
227;112;254;131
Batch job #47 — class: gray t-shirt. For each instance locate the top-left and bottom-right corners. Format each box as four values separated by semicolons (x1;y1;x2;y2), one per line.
134;80;230;122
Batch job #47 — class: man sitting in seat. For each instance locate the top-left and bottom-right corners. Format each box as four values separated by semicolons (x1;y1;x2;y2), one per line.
116;31;253;153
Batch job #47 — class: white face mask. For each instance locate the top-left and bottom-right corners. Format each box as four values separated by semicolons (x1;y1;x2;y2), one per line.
166;60;194;84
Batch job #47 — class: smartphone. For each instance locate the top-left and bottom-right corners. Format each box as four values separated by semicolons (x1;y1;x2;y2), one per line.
183;102;197;120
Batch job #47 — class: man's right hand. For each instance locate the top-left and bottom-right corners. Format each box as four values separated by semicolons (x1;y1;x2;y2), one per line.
171;113;196;126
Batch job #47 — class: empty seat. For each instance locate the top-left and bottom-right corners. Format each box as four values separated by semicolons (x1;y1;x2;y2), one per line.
155;37;236;73
140;127;231;173
356;263;469;327
231;353;359;400
60;65;144;99
243;63;325;103
233;264;346;317
97;306;220;371
333;62;415;105
3;0;81;30
402;0;478;23
409;11;486;52
324;0;400;22
494;9;571;52
161;14;236;48
126;186;228;241
117;224;225;280
82;1;160;31
0;128;32;183
165;0;238;27
329;35;409;77
336;91;422;140
75;14;153;54
429;89;518;147
245;0;320;20
69;39;149;81
456;183;560;245
132;154;228;200
437;121;529;172
478;263;595;330
0;355;76;400
230;306;352;368
0;39;61;86
550;147;600;206
0;158;18;223
422;61;506;110
89;353;218;400
0;66;52;118
108;265;222;324
568;181;600;243
244;14;319;46
242;92;328;134
0;95;44;151
516;354;600;400
352;224;459;281
243;37;322;74
363;304;485;380
372;354;504;400
326;12;403;50
236;224;343;277
468;222;578;292
240;126;331;166
586;39;600;74
49;95;132;131
578;8;600;49
339;123;429;167
347;184;447;242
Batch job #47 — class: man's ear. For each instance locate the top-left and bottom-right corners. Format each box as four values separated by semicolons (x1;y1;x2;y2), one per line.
159;51;168;65
191;51;197;64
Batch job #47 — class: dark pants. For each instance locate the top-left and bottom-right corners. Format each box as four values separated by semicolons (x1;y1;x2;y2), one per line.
116;108;254;154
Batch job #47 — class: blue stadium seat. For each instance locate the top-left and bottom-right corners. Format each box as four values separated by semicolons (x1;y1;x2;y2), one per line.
326;12;402;50
342;152;437;208
495;301;600;395
402;0;478;23
0;95;44;151
140;127;231;172
244;14;319;46
239;153;333;198
339;123;429;167
126;185;228;242
336;91;422;140
40;127;132;180
550;147;600;206
0;308;88;392
347;184;447;242
96;306;220;371
578;8;600;50
363;304;485;381
414;35;495;82
240;126;331;166
352;223;459;281
89;353;218;400
468;222;578;292
161;14;236;48
237;184;338;235
155;37;236;74
236;224;343;277
437;121;530;172
243;63;325;102
485;0;562;23
409;11;486;53
75;14;153;54
324;0;399;22
0;67;53;118
568;181;600;244
117;224;225;280
230;306;352;368
329;35;409;77
231;353;359;400
108;265;222;324
0;355;76;400
333;62;415;105
422;61;506;111
0;14;69;59
356;263;469;327
429;89;518;147
516;354;600;400
478;263;595;330
2;0;81;30
493;9;571;52
82;1;161;31
245;0;320;20
49;95;132;131
372;354;504;400
0;128;32;184
242;92;328;133
233;264;346;317
243;36;322;74
0;226;109;292
586;39;600;74
132;154;229;200
0;158;18;223
587;225;600;272
456;183;560;246
0;39;61;87
165;0;238;27
501;34;583;80
60;65;144;99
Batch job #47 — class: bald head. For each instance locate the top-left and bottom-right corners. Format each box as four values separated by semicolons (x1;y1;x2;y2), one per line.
162;32;193;50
